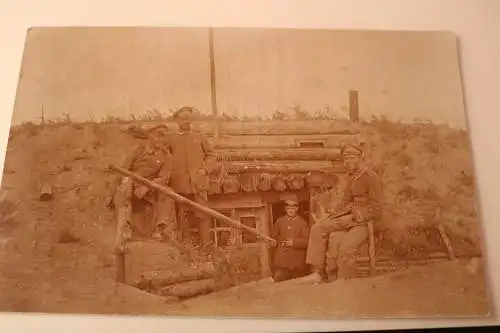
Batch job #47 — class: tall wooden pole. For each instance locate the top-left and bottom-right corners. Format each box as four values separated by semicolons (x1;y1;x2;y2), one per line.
209;28;219;139
349;90;359;122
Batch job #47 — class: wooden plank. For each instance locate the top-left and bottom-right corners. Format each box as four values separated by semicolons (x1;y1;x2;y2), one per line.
109;165;277;246
214;148;342;161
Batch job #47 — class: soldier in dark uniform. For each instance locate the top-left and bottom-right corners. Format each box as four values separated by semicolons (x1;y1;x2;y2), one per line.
166;106;216;247
270;194;310;282
109;124;176;253
303;143;382;284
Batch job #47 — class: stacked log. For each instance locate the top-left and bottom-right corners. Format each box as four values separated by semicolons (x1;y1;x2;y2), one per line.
258;173;272;191
222;175;240;194
207;179;222;195
271;175;287;192
286;173;305;190
239;174;259;192
135;262;218;299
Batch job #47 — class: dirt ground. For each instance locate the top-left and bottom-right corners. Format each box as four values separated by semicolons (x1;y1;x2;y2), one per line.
0;121;492;318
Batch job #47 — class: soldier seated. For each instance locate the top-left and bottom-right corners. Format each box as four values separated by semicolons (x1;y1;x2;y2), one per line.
303;143;382;284
108;124;176;253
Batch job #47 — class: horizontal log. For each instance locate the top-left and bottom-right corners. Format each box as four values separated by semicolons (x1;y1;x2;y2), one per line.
160;278;215;299
271;176;287;192
222;161;346;174
211;134;361;149
140;262;217;287
356;252;449;263
129;120;360;136
214;148;342;161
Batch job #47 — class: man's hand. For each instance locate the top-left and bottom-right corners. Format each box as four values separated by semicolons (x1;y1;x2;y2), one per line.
280;239;293;247
134;186;149;199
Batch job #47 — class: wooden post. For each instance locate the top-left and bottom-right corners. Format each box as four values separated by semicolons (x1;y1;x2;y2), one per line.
258;207;272;278
367;220;376;276
436;207;456;260
349;90;359;122
208;28;219;139
116;251;126;283
309;187;317;226
41;105;45;125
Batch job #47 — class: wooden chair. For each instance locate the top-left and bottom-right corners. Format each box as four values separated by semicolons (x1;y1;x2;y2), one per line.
312;209;377;277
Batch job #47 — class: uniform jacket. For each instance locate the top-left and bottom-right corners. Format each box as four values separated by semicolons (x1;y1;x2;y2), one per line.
339;166;382;223
108;141;173;207
271;215;310;269
166;129;216;195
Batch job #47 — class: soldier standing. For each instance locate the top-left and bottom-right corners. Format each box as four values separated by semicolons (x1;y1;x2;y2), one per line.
166;106;216;248
303;143;382;283
109;124;176;253
270;194;310;282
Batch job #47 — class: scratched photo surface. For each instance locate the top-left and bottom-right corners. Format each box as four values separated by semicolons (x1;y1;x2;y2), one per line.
0;27;491;318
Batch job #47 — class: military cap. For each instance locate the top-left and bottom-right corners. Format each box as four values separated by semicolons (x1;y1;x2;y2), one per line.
147;124;168;132
172;106;196;119
341;142;364;156
281;193;299;206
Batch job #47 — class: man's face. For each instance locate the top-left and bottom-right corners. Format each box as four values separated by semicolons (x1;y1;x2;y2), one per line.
343;153;362;171
285;204;298;217
176;111;192;131
149;127;167;147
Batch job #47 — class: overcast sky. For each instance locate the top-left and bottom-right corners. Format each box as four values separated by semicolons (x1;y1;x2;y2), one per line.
12;27;467;128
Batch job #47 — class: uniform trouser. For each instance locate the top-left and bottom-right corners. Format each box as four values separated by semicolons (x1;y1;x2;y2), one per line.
113;177;176;252
272;266;309;282
177;191;211;246
306;214;369;279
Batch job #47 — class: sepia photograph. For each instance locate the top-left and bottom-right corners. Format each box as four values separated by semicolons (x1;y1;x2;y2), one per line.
0;27;491;319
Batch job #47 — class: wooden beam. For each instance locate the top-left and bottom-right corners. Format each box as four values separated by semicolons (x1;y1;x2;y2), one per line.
349;90;360;122
214;148;342;161
132;120;360;136
109;164;277;246
223;161;346;174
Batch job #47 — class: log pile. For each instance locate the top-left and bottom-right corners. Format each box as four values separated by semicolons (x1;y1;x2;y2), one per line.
134;262;218;299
